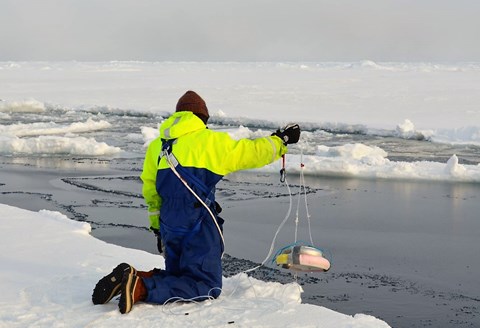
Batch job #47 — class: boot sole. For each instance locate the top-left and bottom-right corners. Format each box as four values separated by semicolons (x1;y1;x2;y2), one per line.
92;263;135;305
119;273;138;314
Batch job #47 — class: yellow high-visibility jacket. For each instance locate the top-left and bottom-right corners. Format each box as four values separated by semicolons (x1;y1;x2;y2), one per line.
140;111;287;230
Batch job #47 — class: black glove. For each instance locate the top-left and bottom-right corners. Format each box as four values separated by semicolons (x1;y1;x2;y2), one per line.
215;201;223;214
151;228;164;254
156;236;164;255
272;123;301;145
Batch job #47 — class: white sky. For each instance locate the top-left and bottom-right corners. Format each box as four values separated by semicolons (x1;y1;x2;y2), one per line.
1;0;479;62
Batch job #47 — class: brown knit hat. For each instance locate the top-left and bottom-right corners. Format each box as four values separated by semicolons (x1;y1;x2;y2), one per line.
176;90;209;124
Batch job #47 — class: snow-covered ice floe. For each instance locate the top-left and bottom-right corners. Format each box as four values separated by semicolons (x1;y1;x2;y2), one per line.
0;204;391;327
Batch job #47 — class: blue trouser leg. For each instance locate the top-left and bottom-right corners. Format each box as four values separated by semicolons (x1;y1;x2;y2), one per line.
144;217;223;304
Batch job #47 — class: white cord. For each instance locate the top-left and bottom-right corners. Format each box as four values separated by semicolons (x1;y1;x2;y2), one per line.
163;151;226;257
299;151;314;246
158;157;301;319
162;287;222;315
243;175;293;274
294;190;300;243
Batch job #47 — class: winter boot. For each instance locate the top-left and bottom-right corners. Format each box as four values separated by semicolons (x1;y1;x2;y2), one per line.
92;263;136;305
118;271;147;314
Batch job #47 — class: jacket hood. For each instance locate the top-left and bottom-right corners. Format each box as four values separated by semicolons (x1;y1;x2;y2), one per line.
159;111;206;140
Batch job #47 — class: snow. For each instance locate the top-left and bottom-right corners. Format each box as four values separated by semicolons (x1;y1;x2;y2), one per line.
142;126;480;183
2;61;480;131
0;204;390;327
281;147;480;183
0;99;45;113
1;63;480;150
1;61;480;165
0;134;121;156
0;117;121;156
0;118;111;137
395;119;421;139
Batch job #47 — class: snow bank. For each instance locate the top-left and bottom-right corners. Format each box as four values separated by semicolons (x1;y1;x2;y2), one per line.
141;125;480;183
0;99;46;113
0;118;120;156
276;149;480;183
0;135;121;156
0;118;112;137
0;204;390;327
394;119;431;140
